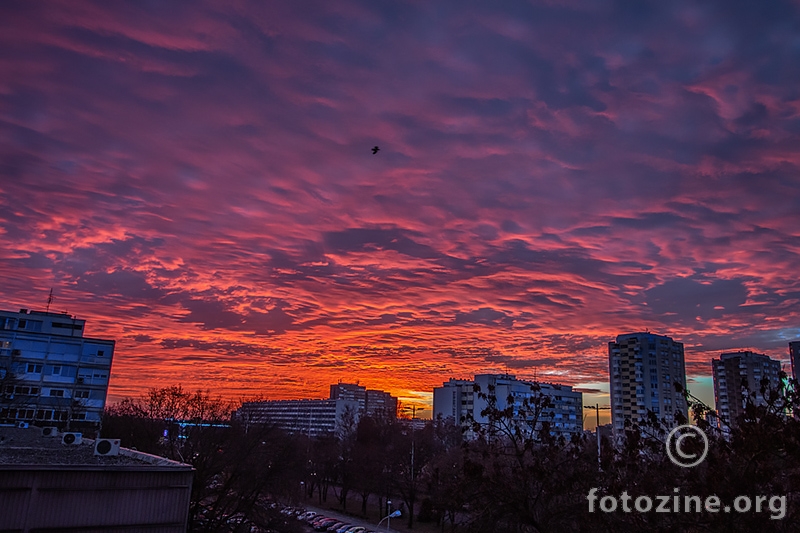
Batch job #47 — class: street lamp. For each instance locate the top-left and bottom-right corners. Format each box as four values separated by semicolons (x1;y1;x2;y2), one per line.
399;404;426;528
584;404;611;467
378;509;401;531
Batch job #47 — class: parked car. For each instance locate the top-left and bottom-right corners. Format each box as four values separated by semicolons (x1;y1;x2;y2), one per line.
313;518;338;531
326;522;346;531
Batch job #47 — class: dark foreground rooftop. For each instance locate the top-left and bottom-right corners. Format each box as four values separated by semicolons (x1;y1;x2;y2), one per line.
0;426;190;469
0;426;193;533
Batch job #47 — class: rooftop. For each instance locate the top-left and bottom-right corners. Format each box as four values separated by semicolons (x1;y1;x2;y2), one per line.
0;426;191;470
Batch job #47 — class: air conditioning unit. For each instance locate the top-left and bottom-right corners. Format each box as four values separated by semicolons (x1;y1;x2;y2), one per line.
62;432;82;445
94;438;121;456
17;421;29;429
41;426;59;437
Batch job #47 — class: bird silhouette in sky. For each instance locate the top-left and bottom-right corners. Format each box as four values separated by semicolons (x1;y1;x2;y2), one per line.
372;146;380;154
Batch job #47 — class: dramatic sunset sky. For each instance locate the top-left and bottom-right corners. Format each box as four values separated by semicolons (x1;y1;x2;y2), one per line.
2;1;799;426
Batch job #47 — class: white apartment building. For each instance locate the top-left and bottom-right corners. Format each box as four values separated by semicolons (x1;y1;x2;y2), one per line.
608;332;688;437
236;398;360;437
433;373;583;439
0;308;115;427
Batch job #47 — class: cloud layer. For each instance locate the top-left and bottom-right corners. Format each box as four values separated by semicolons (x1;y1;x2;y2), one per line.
1;0;799;413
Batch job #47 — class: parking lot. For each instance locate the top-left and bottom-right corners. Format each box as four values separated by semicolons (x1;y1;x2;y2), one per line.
281;504;400;533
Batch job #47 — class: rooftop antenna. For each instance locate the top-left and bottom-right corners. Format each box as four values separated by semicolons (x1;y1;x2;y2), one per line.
46;288;54;313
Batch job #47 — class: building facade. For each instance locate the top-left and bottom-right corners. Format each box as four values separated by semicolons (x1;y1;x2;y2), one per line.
330;382;398;419
790;341;800;382
238;382;398;436
608;332;688;437
432;374;583;438
712;350;782;428
433;379;475;425
236;398;361;437
0;308;114;427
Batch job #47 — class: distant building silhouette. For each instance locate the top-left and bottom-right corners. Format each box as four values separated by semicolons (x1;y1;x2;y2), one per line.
237;398;361;437
608;332;688;438
330;382;398;419
0;308;114;428
237;382;397;436
432;373;583;439
712;350;782;429
789;341;800;382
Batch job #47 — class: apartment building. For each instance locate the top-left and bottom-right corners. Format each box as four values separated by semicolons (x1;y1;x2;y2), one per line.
238;382;399;436
608;332;688;437
0;308;114;427
432;373;583;439
236;398;361;437
712;350;782;428
330;382;398;419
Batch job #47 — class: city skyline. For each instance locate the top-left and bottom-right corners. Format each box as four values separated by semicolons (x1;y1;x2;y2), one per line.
2;1;799;423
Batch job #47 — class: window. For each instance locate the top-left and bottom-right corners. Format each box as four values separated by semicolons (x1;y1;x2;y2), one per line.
52;366;62;376
51;322;83;331
74;390;90;399
19;320;42;332
26;363;43;374
10;386;39;396
49;389;65;397
97;350;104;356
